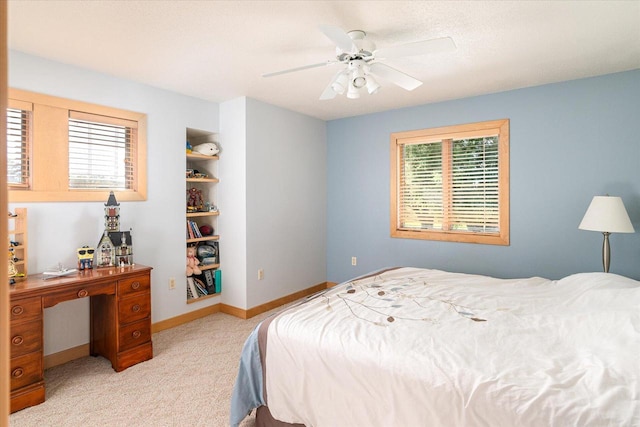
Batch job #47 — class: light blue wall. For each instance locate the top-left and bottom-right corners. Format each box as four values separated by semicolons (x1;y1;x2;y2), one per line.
327;70;640;283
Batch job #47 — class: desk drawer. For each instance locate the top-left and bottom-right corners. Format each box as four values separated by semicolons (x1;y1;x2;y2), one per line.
10;352;42;391
118;292;151;324
118;274;150;297
10;298;42;324
118;318;151;352
10;320;42;358
43;281;116;307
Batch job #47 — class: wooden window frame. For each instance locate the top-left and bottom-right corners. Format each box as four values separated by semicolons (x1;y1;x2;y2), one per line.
8;88;147;202
390;119;510;245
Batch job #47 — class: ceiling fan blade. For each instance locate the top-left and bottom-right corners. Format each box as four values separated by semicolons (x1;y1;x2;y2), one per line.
319;25;357;54
319;70;343;100
262;61;332;78
374;37;456;59
319;84;338;100
368;62;423;91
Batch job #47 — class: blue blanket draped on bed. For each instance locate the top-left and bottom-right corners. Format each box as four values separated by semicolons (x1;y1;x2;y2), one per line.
230;324;265;427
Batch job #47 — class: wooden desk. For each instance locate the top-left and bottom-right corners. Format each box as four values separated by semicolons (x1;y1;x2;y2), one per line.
8;264;153;413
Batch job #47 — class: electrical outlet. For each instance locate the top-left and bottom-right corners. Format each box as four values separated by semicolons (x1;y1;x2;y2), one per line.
351;257;357;266
169;277;176;290
258;269;264;280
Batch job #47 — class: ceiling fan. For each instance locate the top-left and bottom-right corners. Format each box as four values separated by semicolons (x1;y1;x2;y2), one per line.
262;25;456;100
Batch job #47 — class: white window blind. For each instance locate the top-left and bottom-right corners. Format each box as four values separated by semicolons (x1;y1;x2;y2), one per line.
68;111;137;190
399;141;443;230
6;106;31;187
398;136;499;234
450;137;499;232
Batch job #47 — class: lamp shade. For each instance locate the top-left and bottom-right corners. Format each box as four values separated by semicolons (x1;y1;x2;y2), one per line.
578;196;635;233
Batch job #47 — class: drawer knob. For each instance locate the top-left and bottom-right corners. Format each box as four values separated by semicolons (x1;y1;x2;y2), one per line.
12;335;24;346
131;281;140;290
132;304;141;313
12;368;24;379
11;305;24;316
132;330;141;339
77;289;89;298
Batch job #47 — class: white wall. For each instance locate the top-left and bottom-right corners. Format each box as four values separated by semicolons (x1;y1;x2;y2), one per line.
245;98;326;308
9;51;220;355
9;51;329;356
218;97;248;309
219;97;327;310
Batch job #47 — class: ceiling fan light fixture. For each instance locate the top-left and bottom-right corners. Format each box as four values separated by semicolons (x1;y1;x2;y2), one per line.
366;75;381;94
353;76;367;89
347;81;360;99
331;72;349;94
347;60;368;89
265;26;451;102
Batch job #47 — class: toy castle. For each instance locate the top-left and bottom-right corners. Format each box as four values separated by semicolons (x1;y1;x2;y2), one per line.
96;191;133;267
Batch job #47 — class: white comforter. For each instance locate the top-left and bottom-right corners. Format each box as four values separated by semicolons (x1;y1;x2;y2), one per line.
265;267;640;426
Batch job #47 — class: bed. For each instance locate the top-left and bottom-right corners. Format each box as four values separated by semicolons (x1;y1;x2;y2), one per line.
230;267;640;426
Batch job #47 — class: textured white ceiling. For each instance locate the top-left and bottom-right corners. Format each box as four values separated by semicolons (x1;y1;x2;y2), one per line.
8;1;640;121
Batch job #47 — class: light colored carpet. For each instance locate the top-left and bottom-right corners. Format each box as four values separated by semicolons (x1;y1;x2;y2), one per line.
9;309;276;427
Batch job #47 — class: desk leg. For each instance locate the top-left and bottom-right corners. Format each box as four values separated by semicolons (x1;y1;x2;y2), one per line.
90;294;117;366
10;381;45;413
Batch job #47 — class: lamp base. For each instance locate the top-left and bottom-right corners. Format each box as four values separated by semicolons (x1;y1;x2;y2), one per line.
601;231;610;273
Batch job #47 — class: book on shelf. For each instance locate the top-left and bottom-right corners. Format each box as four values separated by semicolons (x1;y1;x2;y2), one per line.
202;269;216;294
193;277;208;296
186;221;194;239
214;269;222;293
192;221;202;238
187;277;199;299
186;220;202;239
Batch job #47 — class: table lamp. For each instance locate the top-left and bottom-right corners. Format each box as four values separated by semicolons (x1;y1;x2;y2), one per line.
578;195;635;272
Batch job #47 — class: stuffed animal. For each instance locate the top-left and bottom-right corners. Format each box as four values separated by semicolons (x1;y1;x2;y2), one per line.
186;246;201;276
192;142;219;156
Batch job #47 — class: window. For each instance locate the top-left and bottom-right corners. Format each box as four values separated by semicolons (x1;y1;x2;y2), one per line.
390;119;509;245
68;111;137;190
8;88;147;202
6;99;32;188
